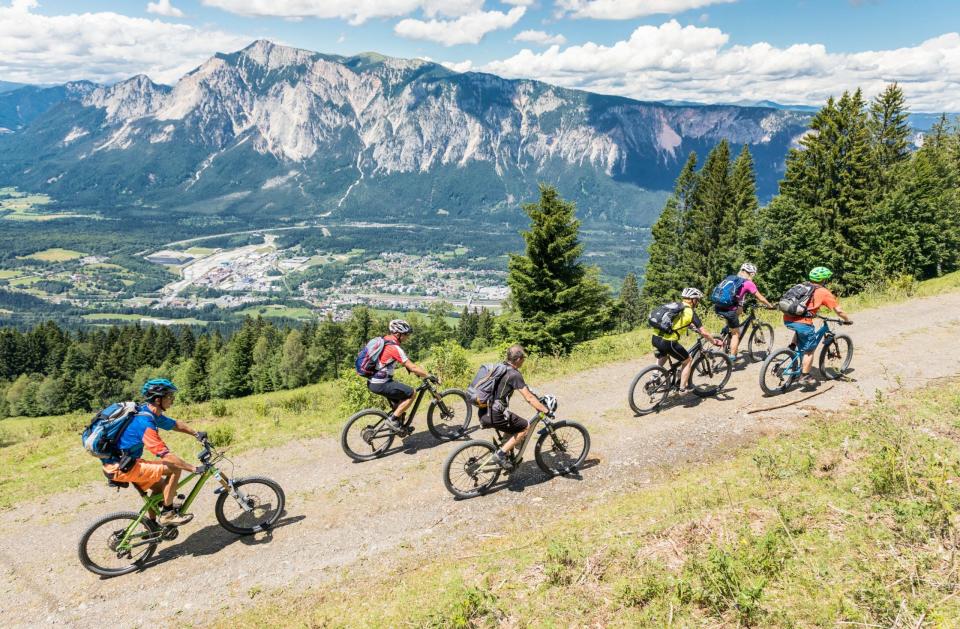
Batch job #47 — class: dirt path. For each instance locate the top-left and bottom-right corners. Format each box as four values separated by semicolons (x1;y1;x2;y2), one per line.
3;293;960;627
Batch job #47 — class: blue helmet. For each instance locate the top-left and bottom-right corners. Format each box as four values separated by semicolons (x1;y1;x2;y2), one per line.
141;378;178;401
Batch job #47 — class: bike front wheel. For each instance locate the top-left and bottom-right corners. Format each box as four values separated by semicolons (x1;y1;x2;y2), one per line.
628;365;671;414
442;440;502;499
340;409;395;461
690;351;733;397
747;323;775;362
759;349;798;395
426;388;473;441
215;476;286;535
820;334;854;380
78;511;159;577
534;420;590;477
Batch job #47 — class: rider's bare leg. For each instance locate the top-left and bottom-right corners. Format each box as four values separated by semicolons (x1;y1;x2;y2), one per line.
801;350;815;376
679;357;695;389
499;426;530;455
160;464;181;507
391;395;414;421
728;326;742;356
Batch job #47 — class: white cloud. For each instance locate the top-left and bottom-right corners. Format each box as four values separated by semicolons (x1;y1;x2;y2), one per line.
514;29;566;46
441;59;474;73
395;7;525;46
0;1;251;84
146;0;184;18
557;0;736;20
482;20;960;111
502;0;536;4
202;0;485;25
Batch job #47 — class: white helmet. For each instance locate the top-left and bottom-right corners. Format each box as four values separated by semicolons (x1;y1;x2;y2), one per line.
681;287;704;300
740;262;758;274
388;319;413;335
539;394;558;414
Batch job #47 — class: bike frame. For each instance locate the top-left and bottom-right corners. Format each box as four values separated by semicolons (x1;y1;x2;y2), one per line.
115;453;234;552
401;379;444;423
725;303;757;338
781;318;836;377
658;338;706;387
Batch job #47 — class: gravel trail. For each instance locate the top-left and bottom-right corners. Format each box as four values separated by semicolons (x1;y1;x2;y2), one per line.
2;293;960;627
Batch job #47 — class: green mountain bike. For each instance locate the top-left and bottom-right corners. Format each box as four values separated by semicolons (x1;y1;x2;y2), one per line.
78;437;285;577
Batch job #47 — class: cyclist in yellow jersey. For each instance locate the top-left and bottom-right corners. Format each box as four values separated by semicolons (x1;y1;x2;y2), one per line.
651;287;723;392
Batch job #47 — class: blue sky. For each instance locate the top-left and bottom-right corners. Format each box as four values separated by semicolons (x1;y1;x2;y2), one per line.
3;0;960;110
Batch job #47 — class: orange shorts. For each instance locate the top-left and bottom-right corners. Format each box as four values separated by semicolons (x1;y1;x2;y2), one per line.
103;459;168;491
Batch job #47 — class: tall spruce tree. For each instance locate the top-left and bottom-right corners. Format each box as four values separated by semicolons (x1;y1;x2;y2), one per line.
868;82;911;183
508;184;613;354
775;90;873;293
687;140;732;290
642;152;698;307
618;272;644;331
721;145;761;272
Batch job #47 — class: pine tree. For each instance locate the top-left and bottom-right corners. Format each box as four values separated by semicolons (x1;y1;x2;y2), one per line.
280;330;307;389
642;152;698;307
250;335;278;394
618;272;644;331
722;145;761;271
776;90;873;293
508;184;614;354
869;82;911;183
183;335;211;402
687;140;732;290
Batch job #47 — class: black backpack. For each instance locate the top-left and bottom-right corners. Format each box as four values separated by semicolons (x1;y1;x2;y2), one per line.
778;282;817;316
648;302;685;333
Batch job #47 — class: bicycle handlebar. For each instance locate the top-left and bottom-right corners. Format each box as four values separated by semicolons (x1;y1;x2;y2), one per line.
816;315;851;325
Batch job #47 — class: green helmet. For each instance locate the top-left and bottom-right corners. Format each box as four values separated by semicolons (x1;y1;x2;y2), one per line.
809;266;833;282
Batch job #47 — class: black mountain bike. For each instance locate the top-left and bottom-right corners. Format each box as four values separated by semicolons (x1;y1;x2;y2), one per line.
628;337;733;415
340;376;472;461
442;394;589;499
718;301;776;362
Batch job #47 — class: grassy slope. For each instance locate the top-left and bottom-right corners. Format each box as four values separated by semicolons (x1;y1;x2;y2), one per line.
225;380;960;628
1;271;959;509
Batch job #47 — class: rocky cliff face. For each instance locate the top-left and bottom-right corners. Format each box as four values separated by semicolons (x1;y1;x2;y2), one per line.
0;40;810;225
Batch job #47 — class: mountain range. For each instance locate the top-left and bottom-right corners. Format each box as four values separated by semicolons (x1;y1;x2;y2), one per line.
0;40;814;227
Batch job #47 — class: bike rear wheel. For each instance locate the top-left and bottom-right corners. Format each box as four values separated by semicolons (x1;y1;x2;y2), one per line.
340;409;395;461
78;511;159;577
426;388;473;441
759;349;798;395
820;334;854;380
628;365;671;414
442;440;502;499
215;476;286;535
747;323;775;362
690;351;733;397
534;421;590;477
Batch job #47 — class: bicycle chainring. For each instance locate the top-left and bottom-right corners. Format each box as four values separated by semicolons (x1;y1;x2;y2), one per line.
162;526;180;541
